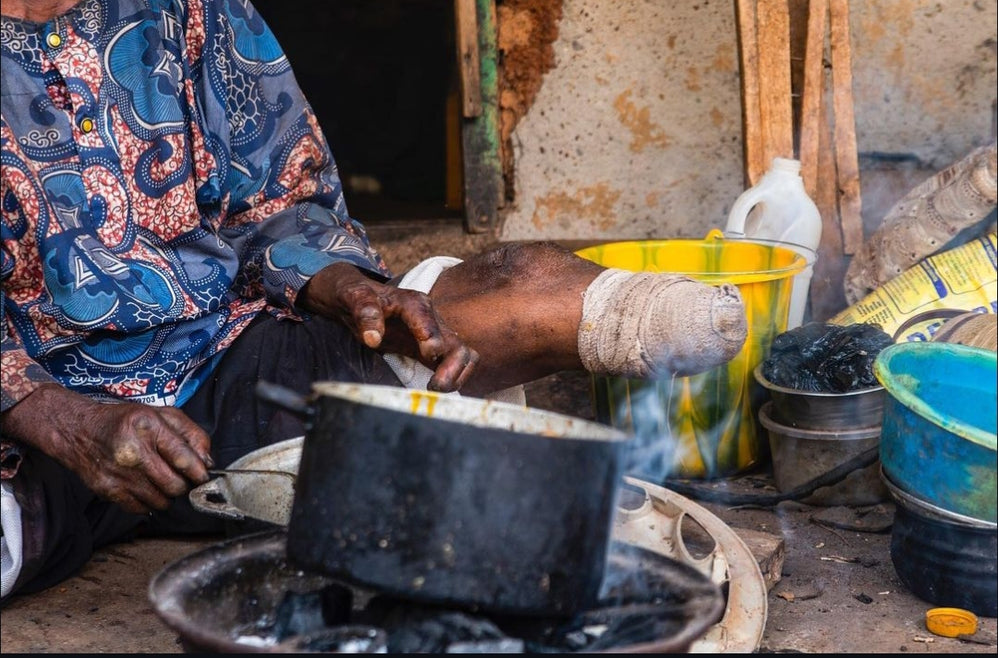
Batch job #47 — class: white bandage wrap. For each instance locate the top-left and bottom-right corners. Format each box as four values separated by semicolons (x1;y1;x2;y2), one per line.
578;268;747;379
382;256;527;406
1;481;23;599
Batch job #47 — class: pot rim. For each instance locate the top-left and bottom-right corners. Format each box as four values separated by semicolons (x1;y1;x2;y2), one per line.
759;401;882;439
574;235;808;285
873;342;997;451
882;466;997;530
309;381;630;442
754;363;884;398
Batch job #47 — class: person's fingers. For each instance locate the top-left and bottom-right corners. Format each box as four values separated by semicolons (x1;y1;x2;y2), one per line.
126;477;173;512
379;288;480;391
343;285;387;348
159;408;214;472
427;346;479;392
93;472;167;514
120;410;207;497
387;290;449;361
148;437;201;496
110;430;190;500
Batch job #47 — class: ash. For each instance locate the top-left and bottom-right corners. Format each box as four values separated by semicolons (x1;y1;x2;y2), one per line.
257;543;721;653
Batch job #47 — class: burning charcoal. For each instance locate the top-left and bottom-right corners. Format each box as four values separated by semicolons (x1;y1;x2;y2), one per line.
271;583;353;641
289;626;387;653
445;637;525;653
272;591;325;641
320;582;355;626
762;322;893;392
360;600;512;654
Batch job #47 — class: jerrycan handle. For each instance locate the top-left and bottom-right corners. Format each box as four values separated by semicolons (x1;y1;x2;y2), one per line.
724;183;769;237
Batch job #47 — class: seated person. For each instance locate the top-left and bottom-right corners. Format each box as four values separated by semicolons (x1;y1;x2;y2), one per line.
0;0;747;601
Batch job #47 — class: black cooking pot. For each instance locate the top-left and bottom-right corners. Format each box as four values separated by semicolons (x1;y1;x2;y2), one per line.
256;380;632;617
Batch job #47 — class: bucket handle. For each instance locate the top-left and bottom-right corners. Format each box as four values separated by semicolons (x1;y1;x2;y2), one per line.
892;308;968;342
188;479;245;521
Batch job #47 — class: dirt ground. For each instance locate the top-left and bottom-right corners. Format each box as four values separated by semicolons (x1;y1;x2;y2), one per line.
1;227;995;654
1;370;995;654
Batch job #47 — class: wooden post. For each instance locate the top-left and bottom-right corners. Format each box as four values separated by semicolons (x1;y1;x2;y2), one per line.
799;0;828;200
756;0;795;167
459;0;503;233
454;0;482;118
735;0;765;186
829;0;863;254
810;82;849;322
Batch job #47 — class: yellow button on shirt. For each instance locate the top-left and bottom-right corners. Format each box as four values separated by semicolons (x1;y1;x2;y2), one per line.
79;117;94;134
46;32;62;48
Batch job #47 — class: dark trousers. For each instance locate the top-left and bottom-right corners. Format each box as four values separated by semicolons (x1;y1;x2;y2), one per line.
4;313;401;600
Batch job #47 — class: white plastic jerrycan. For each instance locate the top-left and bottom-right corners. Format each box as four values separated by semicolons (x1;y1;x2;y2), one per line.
725;157;822;329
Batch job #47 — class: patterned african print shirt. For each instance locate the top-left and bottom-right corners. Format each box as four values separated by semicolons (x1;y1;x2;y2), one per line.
0;0;390;416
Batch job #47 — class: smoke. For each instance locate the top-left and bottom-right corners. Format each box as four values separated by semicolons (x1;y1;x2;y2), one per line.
609;374;692;484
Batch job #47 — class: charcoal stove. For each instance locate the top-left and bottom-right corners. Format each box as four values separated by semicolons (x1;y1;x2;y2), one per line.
156;476;767;653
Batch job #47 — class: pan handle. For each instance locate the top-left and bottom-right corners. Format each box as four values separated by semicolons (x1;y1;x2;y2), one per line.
255;380;315;423
188;479;245;522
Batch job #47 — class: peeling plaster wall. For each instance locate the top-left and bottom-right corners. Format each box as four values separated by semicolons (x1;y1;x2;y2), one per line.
498;0;997;242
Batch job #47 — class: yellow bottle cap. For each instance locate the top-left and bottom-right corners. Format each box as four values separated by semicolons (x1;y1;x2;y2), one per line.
925;607;978;638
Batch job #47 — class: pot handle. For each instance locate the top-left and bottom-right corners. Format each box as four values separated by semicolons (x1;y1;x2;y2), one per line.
188;479;245;521
255;380;315;424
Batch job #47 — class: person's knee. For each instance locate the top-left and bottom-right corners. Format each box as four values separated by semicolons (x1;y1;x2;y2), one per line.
464;241;601;288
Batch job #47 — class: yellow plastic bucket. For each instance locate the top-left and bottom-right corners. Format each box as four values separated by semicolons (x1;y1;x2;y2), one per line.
576;232;806;479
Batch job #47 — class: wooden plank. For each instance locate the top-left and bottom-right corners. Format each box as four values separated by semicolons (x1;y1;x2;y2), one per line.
733;526;786;591
810;76;849;321
799;0;828;200
828;0;863;255
735;0;764;186
460;0;502;233
454;0;482;117
756;0;795;167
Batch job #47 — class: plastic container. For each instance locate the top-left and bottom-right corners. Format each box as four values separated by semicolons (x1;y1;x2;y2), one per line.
874;342;997;523
925;608;979;639
725;158;822;330
576;233;806;479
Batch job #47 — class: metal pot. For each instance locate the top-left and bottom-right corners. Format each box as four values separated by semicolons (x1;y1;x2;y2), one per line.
883;469;997;617
255;380;633;617
753;364;885;430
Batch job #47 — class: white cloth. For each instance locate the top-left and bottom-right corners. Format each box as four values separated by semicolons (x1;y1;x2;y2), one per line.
1;480;23;598
382;256;527;406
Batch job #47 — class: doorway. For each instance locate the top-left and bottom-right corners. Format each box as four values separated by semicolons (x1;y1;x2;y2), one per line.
252;0;464;224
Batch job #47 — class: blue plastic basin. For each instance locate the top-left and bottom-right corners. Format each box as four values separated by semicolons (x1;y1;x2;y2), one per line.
874;342;997;523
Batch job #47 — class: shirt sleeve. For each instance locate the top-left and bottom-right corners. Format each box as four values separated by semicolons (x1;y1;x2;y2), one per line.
189;0;391;311
1;247;58;416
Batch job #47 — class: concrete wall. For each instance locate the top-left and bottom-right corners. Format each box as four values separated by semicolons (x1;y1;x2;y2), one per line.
498;0;997;242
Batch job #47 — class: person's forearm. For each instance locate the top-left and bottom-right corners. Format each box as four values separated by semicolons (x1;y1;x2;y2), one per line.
1;382;214;513
0;383;102;464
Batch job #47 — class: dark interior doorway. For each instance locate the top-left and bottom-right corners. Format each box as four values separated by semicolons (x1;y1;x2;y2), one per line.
252;0;463;223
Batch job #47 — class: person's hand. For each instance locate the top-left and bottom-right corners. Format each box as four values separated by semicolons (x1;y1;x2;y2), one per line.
1;384;213;514
299;262;479;392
